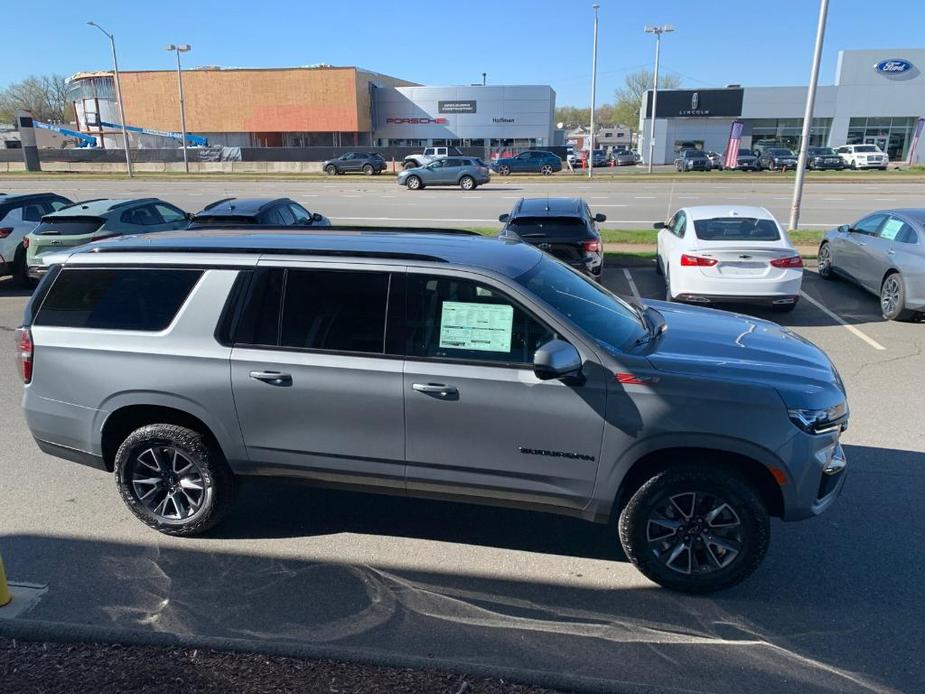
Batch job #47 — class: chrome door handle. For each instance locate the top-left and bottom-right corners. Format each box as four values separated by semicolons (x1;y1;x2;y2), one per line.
412;383;458;397
249;371;293;386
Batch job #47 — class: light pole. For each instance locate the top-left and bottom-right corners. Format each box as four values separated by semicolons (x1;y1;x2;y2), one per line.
166;44;191;173
789;0;829;231
644;24;674;174
588;4;600;178
87;21;132;178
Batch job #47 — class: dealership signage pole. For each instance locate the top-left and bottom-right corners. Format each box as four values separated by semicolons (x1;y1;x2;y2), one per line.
88;22;132;178
789;0;829;231
589;4;600;179
645;25;674;173
166;44;191;173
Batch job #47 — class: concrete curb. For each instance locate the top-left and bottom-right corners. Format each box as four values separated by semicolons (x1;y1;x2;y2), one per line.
0;616;684;694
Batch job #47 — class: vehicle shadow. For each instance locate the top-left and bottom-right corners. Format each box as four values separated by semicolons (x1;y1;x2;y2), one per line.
2;443;921;693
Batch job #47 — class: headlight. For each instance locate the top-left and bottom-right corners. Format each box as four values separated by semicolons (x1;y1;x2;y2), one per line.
788;402;848;434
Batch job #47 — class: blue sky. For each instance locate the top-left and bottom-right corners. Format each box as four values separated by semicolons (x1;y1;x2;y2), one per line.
5;0;924;106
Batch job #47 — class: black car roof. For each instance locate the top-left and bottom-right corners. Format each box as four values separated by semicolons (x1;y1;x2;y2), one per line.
198;198;291;215
513;197;583;217
0;192;67;204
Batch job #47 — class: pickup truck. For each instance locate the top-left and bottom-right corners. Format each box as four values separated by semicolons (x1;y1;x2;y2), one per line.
403;146;465;170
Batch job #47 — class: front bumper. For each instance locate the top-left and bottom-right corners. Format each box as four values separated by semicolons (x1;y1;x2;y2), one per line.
775;428;848;521
27;265;48;280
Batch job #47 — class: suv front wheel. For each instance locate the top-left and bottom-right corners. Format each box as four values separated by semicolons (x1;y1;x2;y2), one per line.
619;465;770;593
114;424;235;536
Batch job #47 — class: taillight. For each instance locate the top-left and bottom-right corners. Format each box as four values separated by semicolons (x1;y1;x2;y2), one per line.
583;239;602;253
680;254;718;267
15;326;33;384
770;255;804;268
22;236;30;249
0;227;13;239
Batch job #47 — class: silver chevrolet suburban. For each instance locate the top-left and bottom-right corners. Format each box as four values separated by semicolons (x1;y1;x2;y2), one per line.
17;228;849;593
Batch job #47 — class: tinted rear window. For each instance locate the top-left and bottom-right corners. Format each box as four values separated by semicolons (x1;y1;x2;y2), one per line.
33;217;104;236
35;268;203;331
510;216;590;238
693;218;781;242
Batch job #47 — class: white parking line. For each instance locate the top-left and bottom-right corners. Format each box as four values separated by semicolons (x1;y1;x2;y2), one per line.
677;196;700;199
800;292;886;350
594;204;628;207
622;268;640;298
823;197;845;201
874;198;897;201
633;196;657;199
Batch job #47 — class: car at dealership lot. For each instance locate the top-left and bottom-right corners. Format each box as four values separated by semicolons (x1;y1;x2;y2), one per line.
188;198;330;228
836;144;888;170
498;197;605;281
805;146;845;170
491;150;562;176
674;149;710;172
611;150;639;166
24;198;189;280
705;151;724;171
818;209;925;320
403;146;465;170
656;205;803;311
398;157;490;190
589;149;608;167
727;148;760;171
322;152;387;176
0;192;72;285
757;148;799;171
17;227;848;593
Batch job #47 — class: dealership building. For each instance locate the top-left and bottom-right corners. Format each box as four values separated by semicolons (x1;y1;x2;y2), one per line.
66;66;556;150
639;49;925;164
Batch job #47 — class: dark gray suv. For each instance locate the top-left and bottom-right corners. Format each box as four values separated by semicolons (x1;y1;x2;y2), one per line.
18;229;848;593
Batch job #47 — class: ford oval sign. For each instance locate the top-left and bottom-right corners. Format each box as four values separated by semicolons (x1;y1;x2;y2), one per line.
875;59;913;74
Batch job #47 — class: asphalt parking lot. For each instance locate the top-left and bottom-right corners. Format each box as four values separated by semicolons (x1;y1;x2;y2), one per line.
1;231;922;692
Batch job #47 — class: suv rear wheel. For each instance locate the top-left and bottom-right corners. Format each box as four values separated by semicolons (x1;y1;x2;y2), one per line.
459;175;476;190
114;424;235;536
618;466;770;593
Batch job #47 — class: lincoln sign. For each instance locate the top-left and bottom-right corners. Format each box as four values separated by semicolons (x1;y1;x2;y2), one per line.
645;88;744;118
385;117;449;125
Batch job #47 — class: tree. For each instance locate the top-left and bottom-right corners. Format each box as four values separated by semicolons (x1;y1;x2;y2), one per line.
0;74;73;125
612;68;682;129
554;105;591;128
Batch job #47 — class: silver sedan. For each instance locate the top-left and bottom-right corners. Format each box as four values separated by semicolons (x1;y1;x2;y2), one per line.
818;208;925;320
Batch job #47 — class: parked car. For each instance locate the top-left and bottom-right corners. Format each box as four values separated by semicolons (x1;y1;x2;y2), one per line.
727;148;760;171
18;227;848;593
498;197;604;281
398;157;491;190
0;192;72;286
818;209;925;320
611;150;639;166
322;152;387;176
589;149;608;167
705;151;724;171
491;150;562;176
655;205;803;311
403;146;465;170
836;144;888;170
188;198;330;227
758;148;798;171
805;147;845;170
24;198;189;280
674;149;710;172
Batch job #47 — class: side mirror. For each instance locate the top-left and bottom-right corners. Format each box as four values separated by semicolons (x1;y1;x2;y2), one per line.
533;340;582;381
838;224;850;233
594;213;607;223
498;213;510;223
185;212;193;220
653;221;666;230
311;212;323;223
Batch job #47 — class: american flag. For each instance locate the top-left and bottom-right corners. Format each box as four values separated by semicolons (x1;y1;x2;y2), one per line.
723;121;744;169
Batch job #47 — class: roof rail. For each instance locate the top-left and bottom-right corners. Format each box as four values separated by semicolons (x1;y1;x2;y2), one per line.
89;245;448;263
203;197;236;211
324;225;481;236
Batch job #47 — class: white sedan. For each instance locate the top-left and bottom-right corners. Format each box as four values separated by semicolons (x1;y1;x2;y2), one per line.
655;205;803;311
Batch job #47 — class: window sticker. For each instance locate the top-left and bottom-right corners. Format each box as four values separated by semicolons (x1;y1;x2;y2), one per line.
880;218;904;241
439;301;513;352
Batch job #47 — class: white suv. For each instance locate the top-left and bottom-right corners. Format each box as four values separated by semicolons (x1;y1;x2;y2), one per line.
836;144;888;170
0;193;72;286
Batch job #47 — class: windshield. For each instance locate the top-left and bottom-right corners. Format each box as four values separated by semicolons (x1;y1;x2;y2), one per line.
855;145;878;152
32;217;104;236
738;149;753;156
515;256;645;352
768;148;794;156
693;217;781;242
685;151;707;158
812;147;837;155
510;217;590;239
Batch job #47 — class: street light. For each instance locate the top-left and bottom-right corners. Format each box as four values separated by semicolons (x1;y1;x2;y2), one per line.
644;24;675;174
588;4;600;179
87;21;132;178
789;0;829;230
165;44;191;173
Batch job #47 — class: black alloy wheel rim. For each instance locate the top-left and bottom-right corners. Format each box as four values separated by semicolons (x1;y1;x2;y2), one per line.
130;445;206;521
646;490;744;575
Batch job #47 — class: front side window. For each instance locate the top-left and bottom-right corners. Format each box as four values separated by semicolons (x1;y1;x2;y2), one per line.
121;205;166;226
854;214;887;235
289;203;311;223
672;212;686;237
693;217;781;242
404;274;555;365
276;205;296;226
35;268;203;331
155;203;187;224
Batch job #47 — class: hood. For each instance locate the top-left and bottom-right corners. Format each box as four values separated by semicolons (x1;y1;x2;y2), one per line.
642;300;845;409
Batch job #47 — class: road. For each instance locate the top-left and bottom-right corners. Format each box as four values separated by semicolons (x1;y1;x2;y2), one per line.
2;175;923;229
0;241;922;692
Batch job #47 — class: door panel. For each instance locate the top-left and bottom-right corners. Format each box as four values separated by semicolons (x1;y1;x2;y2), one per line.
841;214;886;280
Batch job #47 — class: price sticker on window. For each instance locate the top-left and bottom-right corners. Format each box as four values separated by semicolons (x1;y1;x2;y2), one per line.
880;218;904;241
439;301;513;352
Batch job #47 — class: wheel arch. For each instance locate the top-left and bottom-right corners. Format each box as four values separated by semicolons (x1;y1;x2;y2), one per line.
880;267;901;288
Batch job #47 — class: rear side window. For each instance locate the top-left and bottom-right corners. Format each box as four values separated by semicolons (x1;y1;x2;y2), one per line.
510;216;590;238
32;217;104;236
35;268;203;331
693;217;780;242
190;215;257;226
